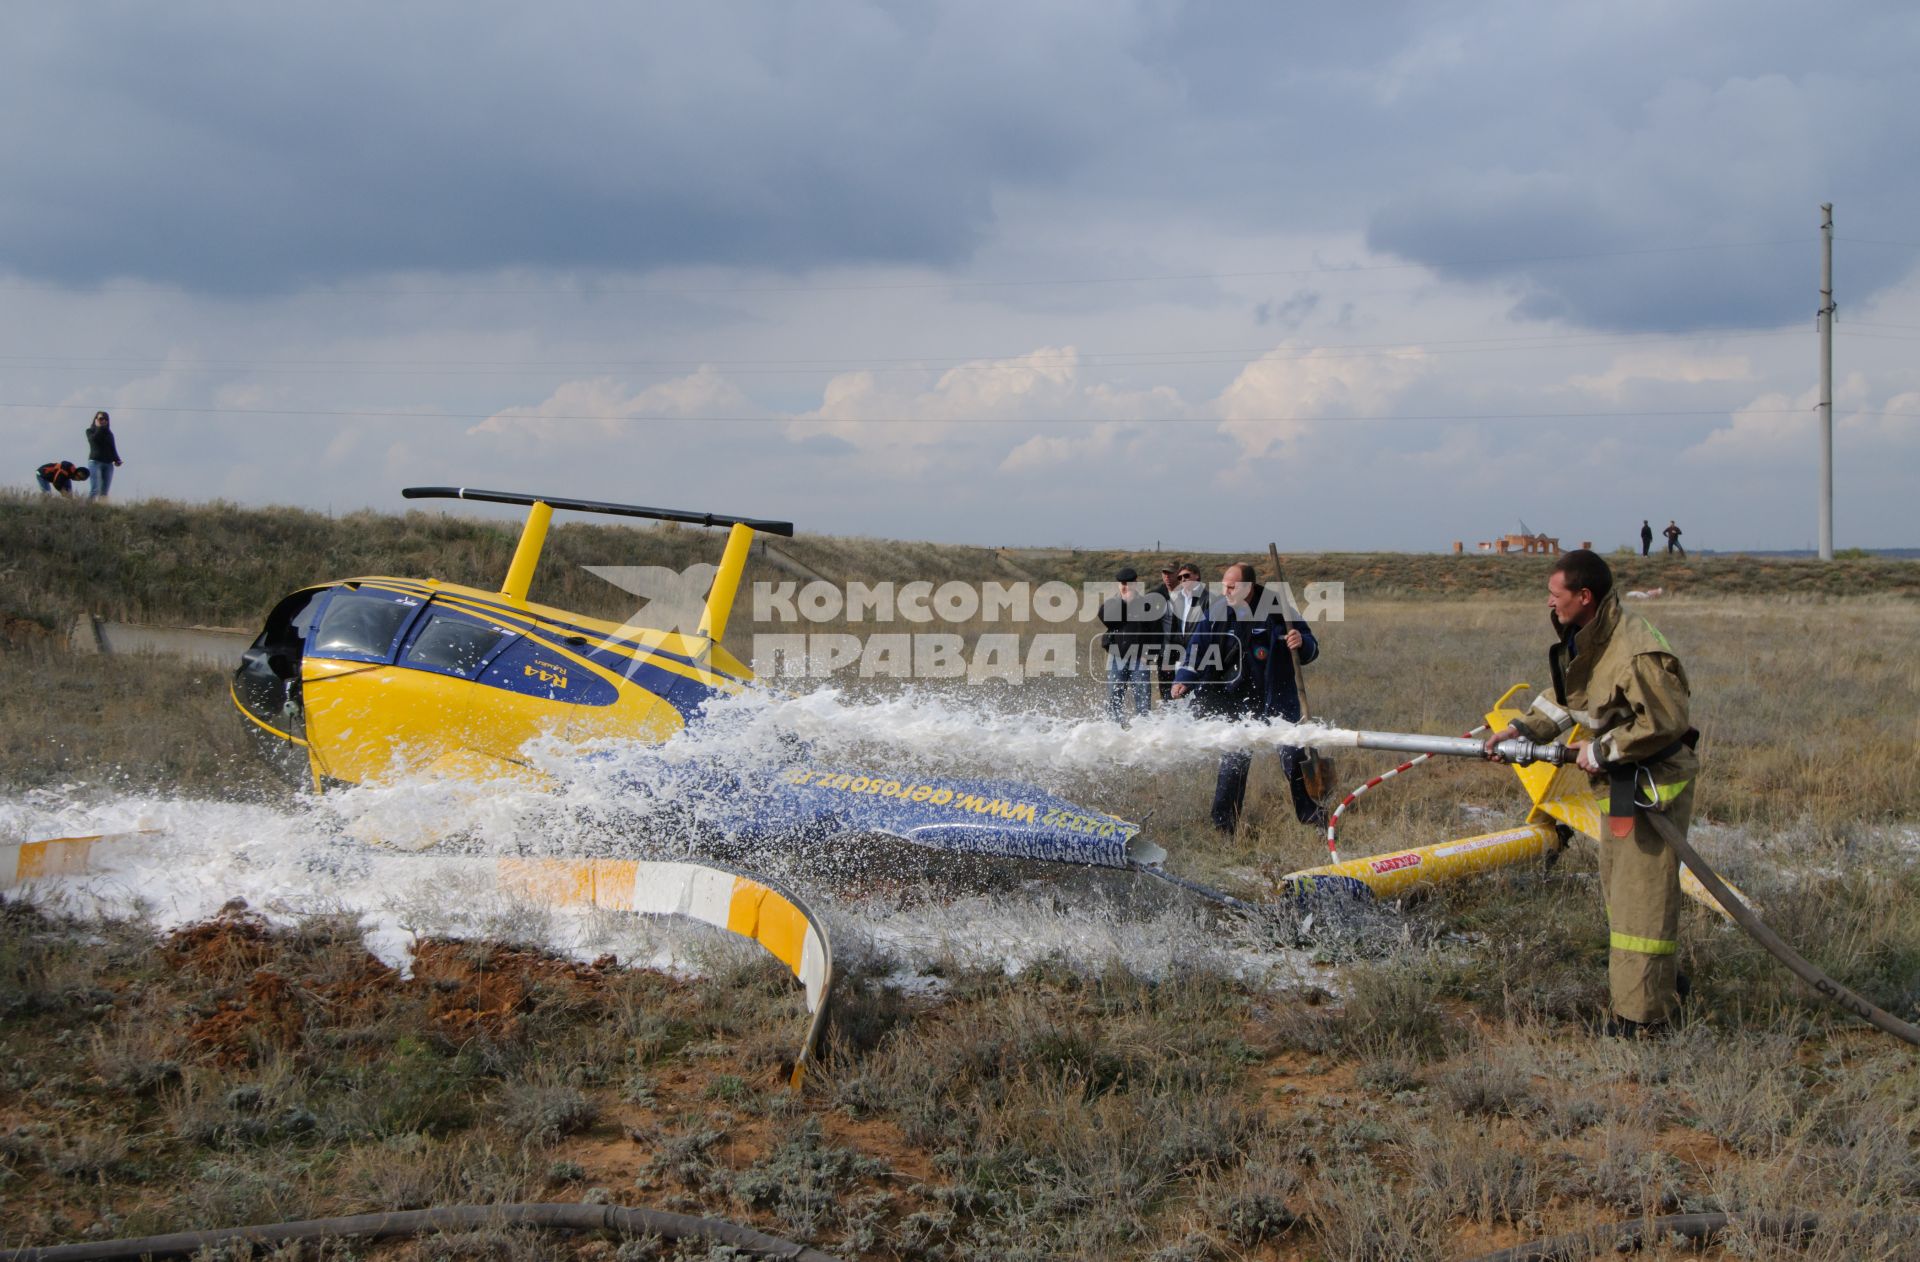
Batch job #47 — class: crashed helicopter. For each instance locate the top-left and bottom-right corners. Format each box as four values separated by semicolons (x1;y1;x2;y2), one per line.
228;487;1164;872
224;487;1749;913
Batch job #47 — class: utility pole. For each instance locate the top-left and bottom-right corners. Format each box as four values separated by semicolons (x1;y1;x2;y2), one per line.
1818;203;1834;561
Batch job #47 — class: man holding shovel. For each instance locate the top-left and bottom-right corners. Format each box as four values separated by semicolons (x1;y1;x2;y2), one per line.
1170;561;1327;831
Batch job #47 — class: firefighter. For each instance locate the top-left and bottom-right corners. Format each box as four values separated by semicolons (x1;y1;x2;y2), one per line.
1483;549;1698;1036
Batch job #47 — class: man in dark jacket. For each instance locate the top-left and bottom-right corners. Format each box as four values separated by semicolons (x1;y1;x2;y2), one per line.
85;411;123;500
35;461;89;495
1100;568;1154;725
1170;562;1323;830
1663;520;1685;557
1640;520;1653;556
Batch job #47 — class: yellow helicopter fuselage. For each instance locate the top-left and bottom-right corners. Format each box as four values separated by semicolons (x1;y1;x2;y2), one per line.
232;491;771;790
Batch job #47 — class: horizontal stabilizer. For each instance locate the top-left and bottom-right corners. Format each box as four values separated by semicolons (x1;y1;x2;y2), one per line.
401;487;795;537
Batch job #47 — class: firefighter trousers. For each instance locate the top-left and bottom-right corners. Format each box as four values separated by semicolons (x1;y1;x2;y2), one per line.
1598;779;1694;1024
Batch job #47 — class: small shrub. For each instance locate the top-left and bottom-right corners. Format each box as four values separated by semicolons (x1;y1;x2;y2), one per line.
1435;1058;1541;1119
1583;1127;1689;1213
645;1128;726;1194
496;1081;598;1147
702;1074;748;1103
1355;1049;1423;1096
1303;1156;1443;1262
1543;1093;1605;1138
1203;1165;1302;1246
1405;1123;1547;1226
50;1132;131;1182
1332;957;1455;1059
418;1226;553;1262
730;1118;890;1237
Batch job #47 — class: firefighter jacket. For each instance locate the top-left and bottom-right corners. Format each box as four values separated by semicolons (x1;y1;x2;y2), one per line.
1510;592;1697;804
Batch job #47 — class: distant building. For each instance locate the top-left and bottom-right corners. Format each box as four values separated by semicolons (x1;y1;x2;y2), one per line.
1475;532;1561;555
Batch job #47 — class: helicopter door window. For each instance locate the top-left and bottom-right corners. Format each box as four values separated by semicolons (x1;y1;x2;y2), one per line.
309;592;420;662
251;589;321;655
403;614;517;679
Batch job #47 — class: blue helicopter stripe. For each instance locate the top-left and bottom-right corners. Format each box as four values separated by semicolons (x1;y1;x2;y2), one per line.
499;630;734;722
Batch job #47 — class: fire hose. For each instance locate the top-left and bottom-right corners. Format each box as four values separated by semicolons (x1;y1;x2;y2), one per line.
0;1203;838;1262
1333;729;1920;1049
1323;725;1489;863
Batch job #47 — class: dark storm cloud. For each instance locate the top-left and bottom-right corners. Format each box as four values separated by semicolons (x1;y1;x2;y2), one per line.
1348;10;1920;331
1113;3;1920;333
7;0;1918;335
0;1;1165;292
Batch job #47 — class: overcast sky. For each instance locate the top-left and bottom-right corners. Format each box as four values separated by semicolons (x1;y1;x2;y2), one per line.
4;1;1918;551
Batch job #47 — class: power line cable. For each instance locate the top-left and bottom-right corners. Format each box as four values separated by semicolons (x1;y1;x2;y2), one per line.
0;237;1808;299
2;401;1890;425
1834;236;1920;250
0;329;1810;379
1844;320;1920;332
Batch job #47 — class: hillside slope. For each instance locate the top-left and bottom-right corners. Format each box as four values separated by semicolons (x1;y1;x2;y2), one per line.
4;493;1915;640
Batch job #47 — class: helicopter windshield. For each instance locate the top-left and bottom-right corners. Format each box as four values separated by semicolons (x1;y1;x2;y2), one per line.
310;591;419;661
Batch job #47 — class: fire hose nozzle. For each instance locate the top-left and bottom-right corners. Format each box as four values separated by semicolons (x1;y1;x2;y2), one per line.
1491;738;1572;766
1347;730;1575;766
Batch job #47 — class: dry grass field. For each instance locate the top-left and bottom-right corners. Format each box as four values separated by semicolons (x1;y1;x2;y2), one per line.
2;500;1918;1260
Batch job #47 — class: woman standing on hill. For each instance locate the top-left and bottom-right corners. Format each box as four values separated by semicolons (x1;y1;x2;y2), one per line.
85;411;122;500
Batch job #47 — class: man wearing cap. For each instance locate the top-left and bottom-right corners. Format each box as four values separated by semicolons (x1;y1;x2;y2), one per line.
1099;568;1154;725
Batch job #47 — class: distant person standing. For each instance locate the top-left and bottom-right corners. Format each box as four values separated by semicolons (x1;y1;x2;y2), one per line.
35;460;89;496
85;411;123;500
1640;520;1653;556
1663;520;1685;557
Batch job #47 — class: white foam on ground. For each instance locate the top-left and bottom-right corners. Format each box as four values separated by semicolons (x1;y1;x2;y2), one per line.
0;790;710;974
0;689;1354;988
0;787;1321;992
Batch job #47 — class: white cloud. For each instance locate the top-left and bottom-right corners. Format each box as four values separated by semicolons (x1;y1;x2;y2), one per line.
786;347;1187;478
998;420;1143;475
470;368;759;439
1840;391;1920;449
1567;350;1751;399
1214;344;1428;460
1683;381;1920;468
1682;388;1816;465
